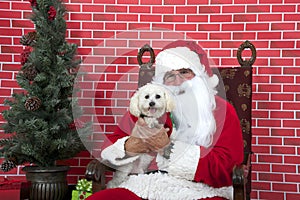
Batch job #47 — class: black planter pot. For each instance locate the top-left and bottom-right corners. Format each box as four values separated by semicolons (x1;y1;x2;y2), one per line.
23;165;70;200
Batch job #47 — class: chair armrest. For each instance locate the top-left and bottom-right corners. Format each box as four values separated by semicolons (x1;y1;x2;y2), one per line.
85;159;107;193
233;164;245;200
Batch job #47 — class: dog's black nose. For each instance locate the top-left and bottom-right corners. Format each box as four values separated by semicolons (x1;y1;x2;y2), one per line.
149;101;155;107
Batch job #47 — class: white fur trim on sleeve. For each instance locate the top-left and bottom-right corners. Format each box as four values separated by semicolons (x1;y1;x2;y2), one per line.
101;136;139;166
167;140;200;180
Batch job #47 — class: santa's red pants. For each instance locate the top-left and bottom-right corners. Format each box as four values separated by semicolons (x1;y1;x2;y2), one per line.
86;188;226;200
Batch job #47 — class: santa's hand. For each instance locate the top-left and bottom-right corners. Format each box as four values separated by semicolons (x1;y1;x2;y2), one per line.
144;128;170;152
131;118;161;139
124;136;150;156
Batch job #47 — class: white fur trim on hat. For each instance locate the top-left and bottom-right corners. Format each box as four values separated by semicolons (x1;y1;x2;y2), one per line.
154;47;219;88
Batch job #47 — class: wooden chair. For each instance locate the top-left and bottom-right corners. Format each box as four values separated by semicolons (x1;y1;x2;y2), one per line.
85;41;255;200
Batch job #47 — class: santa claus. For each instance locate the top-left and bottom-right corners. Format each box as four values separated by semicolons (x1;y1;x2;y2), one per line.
87;40;244;200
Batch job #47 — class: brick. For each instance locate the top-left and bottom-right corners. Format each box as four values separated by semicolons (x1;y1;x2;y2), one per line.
272;146;295;155
163;15;185;22
271;41;295;49
272;5;296;12
284;138;300;146
272;164;296;173
258;14;282;21
12;20;34;28
233;14;256;22
210;15;232;22
258;84;281;92
106;5;127;13
233;32;256;40
257;32;282;40
93;0;115;3
258;67;282;75
0;2;10;9
140;0;162;5
82;5;104;12
152;23;174;30
0;28;22;36
285;14;300;21
246;23;269;31
258;137;282;145
259;172;283;181
70;13;92;21
270;111;294;119
164;0;185;4
283;67;300;75
187;0;209;3
152;6;174;14
285;156;300;164
176;6;197;14
271;129;295;137
198;6;221;13
271;23;295;31
0;19;10;27
186;32;208;40
273;183;298;192
117;0;139;4
117;14;139;21
283;85;300;92
105;22;127;30
129;6;151;13
286;193;300;200
252;145;270;154
209;50;231;57
259;191;284;200
0;11;22;19
93;14;115;21
211;0;233;3
257;119;281;127
82;22;104;30
209;32;231;40
271;93;294;101
247;5;270;13
198;24;220;31
222;24;244;31
259;0;283;3
283;32;300;39
187;15;209;22
175;24;197;31
222;5;245;13
252;181;271;190
65;4;81;12
140;15;162;22
271;76;294;83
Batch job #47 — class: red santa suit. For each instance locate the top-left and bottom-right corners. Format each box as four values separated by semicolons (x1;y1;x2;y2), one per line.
87;41;244;200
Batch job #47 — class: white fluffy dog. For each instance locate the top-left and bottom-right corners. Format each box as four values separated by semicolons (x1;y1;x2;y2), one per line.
130;83;175;129
106;83;175;188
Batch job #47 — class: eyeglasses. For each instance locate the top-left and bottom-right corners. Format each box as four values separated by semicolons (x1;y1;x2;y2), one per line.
163;68;195;83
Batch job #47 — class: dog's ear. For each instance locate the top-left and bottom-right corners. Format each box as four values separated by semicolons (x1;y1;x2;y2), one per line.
129;91;140;117
164;90;176;112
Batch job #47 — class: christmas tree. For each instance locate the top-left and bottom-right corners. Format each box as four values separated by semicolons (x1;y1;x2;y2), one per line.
0;0;88;171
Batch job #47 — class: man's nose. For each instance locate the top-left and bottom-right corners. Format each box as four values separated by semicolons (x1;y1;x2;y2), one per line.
172;74;185;86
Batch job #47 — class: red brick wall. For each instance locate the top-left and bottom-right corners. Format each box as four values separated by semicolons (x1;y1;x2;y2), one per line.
1;0;300;199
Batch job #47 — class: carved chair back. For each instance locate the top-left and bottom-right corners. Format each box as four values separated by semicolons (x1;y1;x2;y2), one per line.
137;41;255;200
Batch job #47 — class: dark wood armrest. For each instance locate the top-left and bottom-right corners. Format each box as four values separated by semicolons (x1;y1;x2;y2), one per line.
85;159;106;193
233;164;245;200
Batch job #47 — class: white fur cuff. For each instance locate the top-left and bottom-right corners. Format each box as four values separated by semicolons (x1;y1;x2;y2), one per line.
167;140;200;180
101;136;139;166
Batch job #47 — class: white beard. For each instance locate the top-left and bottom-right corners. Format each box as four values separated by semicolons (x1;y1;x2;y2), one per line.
165;76;217;148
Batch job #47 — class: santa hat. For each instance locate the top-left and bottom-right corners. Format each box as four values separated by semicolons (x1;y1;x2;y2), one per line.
154;40;219;88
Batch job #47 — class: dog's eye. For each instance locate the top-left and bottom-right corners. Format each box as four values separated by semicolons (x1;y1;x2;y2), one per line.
145;95;149;99
155;94;161;99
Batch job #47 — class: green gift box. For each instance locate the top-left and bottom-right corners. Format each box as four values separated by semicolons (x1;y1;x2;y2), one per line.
72;178;92;200
72;190;92;200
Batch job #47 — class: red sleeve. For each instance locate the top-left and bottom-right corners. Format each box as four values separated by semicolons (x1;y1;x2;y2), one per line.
194;97;244;188
102;112;173;149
